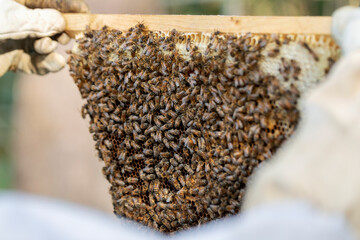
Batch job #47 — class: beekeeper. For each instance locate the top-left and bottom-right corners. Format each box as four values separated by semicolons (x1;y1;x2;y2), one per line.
1;1;360;239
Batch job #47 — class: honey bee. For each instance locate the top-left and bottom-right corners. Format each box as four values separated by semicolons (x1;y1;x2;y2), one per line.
267;47;280;58
178;175;186;187
144;138;154;148
197;137;206;151
152;213;160;223
131;141;141;150
124;165;134;172
142;165;154;173
125;201;134;212
243;144;250;157
278;98;293;110
146;112;154;123
184;165;194;175
206;207;216;218
169;158;178;167
154;117;162;127
114;179;125;186
215;106;225;118
186;38;191;52
134;153;145;160
139;170;146;180
162;219;171;229
166;192;174;203
103;140;112;150
157;202;168;210
161;161;170;172
123;122;133;134
143;148;153;156
124;138;131;149
108;112;120;123
160;152;171;159
145;174;156;181
142;102;149;114
169;142;179;152
155;130;163;143
149;194;156;206
153;180;160;194
302;42;319;61
123;185;134;194
189;187;199;195
170;178;181;190
226;175;237;181
174;153;183;163
159;122;172;131
118;150;127;161
132;188;141;196
153;145;160;158
177;187;186;198
163;131;173;141
145;158;156;165
145;126;158;135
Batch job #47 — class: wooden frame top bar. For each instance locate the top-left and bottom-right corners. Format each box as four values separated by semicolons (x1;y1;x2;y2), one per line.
63;14;332;38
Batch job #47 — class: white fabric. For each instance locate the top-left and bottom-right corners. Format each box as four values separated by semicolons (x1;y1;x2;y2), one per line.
332;6;360;55
0;191;161;240
0;0;67;76
0;191;355;240
175;201;355;240
244;49;360;238
0;0;65;40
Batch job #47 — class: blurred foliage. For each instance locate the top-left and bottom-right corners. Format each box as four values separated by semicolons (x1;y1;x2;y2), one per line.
0;72;15;189
165;0;222;14
162;0;351;15
242;0;348;16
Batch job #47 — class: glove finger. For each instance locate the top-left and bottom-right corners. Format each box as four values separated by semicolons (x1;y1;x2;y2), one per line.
54;33;71;45
18;0;90;13
62;0;90;13
33;52;66;75
34;37;58;54
15;51;37;74
0;1;65;41
332;6;360;49
0;50;20;77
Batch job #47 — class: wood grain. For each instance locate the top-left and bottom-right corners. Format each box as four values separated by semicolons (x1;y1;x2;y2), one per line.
63;14;332;38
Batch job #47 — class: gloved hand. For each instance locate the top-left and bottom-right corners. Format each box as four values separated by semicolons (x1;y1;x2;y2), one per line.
0;0;89;77
243;9;360;238
332;6;360;55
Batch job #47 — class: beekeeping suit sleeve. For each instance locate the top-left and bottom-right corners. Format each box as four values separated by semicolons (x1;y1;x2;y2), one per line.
1;191;355;240
0;0;89;77
243;6;360;239
0;191;162;240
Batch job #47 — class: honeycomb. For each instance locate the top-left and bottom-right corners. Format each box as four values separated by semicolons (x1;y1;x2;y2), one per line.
68;24;339;233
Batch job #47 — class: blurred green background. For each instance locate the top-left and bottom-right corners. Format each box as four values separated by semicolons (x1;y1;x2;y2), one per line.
0;0;358;189
163;0;352;15
0;73;15;189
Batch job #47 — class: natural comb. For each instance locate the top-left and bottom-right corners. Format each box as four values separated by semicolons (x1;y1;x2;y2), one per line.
67;16;339;233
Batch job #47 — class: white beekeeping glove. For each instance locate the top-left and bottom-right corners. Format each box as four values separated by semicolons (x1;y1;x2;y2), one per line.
0;0;88;77
243;9;360;238
332;6;360;55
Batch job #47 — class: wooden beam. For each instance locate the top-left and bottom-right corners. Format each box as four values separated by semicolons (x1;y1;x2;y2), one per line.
63;14;332;38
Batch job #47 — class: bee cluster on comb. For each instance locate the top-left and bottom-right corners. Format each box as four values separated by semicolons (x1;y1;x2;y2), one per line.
68;24;338;233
